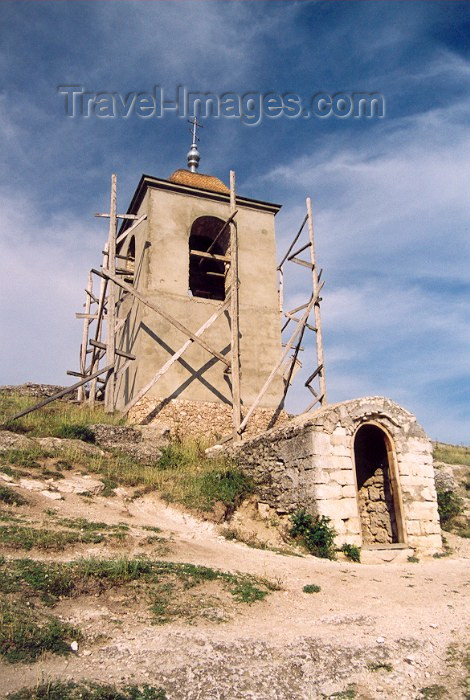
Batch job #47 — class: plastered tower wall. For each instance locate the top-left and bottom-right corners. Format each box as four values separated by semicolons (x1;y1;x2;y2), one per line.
228;397;442;555
114;174;285;432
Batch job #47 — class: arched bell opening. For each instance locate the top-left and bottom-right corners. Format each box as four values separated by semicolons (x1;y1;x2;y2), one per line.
188;216;228;301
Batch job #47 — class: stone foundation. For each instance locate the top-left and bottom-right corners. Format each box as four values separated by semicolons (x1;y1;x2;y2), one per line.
128;397;289;440
225;396;442;555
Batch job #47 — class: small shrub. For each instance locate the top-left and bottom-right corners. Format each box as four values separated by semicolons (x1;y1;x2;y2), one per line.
290;509;336;559
407;555;420;563
54;423;96;443
436;489;463;528
303;584;321;593
417;685;447;699
341;543;361;563
0;486;28;507
367;661;393;672
229;580;268;604
197;467;253;512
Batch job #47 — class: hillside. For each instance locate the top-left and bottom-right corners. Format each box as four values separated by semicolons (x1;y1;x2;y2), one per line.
0;390;468;700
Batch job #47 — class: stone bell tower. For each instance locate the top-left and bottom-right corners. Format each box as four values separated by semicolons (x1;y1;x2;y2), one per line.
113;129;286;438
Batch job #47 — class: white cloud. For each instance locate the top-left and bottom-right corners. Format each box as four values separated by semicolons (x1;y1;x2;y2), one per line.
0;189;105;384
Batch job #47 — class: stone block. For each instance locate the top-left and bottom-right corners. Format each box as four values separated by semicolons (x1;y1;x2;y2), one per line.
310;468;331;485
400;475;435;488
408;533;442;552
420;486;437;502
406;521;422;536
332;426;348;437
421;520;441;535
336;534;362;548
278;432;314;461
318;498;358;520
333;518;347;535
314;483;343;500
329;469;354;486
332;444;351;458
403;438;433;455
405;501;439;520
399;460;434;478
331;435;350;447
343;517;361;535
311;432;331;453
341;485;356;498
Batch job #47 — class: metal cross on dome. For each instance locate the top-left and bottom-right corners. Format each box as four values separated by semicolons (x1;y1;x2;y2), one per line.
188;116;203;144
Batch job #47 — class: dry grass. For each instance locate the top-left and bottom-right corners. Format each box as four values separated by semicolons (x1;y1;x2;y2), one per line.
0;392;123;438
433;442;470;467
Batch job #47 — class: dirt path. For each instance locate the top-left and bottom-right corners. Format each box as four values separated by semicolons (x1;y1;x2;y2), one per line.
0;481;469;699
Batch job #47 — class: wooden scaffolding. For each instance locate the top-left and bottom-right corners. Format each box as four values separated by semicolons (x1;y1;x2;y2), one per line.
8;173;326;437
71;174;326;440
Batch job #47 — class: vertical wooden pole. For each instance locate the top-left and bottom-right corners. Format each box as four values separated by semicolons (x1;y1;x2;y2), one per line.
230;170;242;439
88;260;108;407
77;271;93;402
306;197;327;404
105;174;117;413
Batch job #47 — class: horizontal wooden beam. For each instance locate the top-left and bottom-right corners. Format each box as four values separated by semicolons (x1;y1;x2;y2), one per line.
190;249;230;263
95;213;140;220
89;339;136;361
290;257;314;270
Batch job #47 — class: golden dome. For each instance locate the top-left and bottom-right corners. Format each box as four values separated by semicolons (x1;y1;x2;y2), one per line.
169;169;229;194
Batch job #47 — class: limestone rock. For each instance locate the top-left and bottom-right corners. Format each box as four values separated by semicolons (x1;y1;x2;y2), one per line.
0;430;36;452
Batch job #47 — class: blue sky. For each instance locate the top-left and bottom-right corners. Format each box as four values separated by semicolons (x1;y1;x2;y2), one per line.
0;0;468;443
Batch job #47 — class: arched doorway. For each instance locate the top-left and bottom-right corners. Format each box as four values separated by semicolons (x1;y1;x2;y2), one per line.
354;424;403;545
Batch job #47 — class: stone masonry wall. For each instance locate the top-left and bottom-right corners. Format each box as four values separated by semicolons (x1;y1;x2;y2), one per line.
357;467;397;545
128;397;289;441
227;397;442;554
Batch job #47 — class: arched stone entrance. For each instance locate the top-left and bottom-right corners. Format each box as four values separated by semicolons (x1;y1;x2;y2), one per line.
354;424;403;545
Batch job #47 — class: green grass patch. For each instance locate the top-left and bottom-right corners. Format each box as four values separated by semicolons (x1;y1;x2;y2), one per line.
0;485;28;506
303;584;321;593
3;413;252;518
0;557;278;623
436;489;464;530
8;681;167;700
0;525;105;551
433;442;470;467
0;448;46;469
0;599;79;663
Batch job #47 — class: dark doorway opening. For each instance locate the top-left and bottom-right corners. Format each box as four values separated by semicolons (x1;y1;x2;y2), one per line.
354;424;400;545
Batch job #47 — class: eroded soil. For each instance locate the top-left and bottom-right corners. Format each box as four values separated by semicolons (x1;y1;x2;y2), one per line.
0;466;469;700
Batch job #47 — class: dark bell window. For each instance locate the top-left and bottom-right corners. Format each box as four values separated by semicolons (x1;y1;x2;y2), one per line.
189;216;229;301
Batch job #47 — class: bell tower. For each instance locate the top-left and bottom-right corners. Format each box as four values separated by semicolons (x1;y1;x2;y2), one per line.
112;133;286;438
